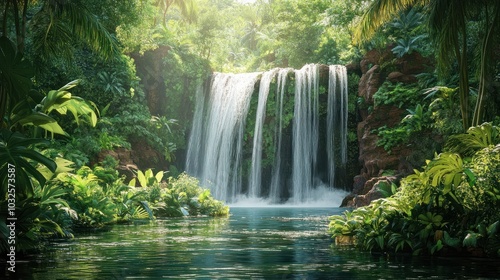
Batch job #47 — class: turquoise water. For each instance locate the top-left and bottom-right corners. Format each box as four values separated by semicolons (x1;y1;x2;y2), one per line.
10;207;500;279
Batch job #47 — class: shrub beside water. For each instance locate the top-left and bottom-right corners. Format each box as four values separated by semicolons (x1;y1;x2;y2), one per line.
1;166;229;254
329;123;500;257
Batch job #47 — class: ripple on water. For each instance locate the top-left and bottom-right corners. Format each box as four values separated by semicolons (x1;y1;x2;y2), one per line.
12;207;500;280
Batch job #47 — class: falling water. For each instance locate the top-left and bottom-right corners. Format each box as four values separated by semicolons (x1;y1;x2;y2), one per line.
186;83;206;173
187;72;260;202
291;64;320;203
186;65;348;204
327;65;348;188
248;69;279;197
268;68;292;203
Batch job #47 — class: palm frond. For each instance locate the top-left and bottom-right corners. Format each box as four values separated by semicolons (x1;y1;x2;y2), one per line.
353;0;422;45
445;123;500;157
58;1;120;58
30;0;120;61
428;0;469;72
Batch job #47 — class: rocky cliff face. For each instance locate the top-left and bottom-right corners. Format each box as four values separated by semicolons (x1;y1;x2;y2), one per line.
342;48;433;207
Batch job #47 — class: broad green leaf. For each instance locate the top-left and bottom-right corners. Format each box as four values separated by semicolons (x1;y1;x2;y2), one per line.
464;168;476;186
38;157;75;180
443;231;460;248
137;170;146;187
145;169;153;180
452;173;463;188
463;232;478;247
487;221;499;236
155;171;164;183
128;178;136;187
58;79;80;91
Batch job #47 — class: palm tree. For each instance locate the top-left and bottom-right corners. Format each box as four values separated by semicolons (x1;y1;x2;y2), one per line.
155;0;197;25
30;0;120;61
354;0;500;130
1;0;119;58
0;0;119;126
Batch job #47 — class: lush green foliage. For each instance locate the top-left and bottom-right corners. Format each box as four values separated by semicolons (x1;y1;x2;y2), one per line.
372;82;432;152
1;162;229;253
373;82;422;108
373;82;469;155
132;0;364;73
0;130;56;198
354;0;500;129
150;173;230;217
329;123;500;257
0;183;76;253
1;0;499;262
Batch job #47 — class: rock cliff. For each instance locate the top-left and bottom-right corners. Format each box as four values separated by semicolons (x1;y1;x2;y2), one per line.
342;48;433;207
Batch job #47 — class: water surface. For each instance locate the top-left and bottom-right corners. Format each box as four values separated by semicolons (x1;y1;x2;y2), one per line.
11;207;500;279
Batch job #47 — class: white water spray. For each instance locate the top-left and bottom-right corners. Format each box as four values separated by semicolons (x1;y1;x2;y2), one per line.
248;69;279;197
269;68;292;203
186;65;348;204
327;65;348;188
186;84;206;173
291;64;320;203
188;72;260;202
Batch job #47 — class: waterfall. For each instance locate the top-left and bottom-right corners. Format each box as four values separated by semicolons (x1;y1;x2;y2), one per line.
269;68;292;203
185;65;348;204
327;65;348;188
248;69;279;197
187;72;260;202
291;64;320;203
186;83;206;173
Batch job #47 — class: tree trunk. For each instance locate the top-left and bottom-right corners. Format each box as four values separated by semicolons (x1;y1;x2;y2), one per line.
2;0;9;36
472;3;500;126
456;29;470;131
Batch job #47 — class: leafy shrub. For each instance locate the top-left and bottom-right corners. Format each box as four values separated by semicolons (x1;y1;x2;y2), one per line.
0;183;76;253
375;104;432;152
329;123;500;257
425;86;465;136
151;173;229;217
373;82;422;108
55;169;117;228
374;125;411;152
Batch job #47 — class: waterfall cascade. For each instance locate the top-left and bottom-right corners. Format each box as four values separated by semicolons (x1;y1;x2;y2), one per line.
186;64;348;204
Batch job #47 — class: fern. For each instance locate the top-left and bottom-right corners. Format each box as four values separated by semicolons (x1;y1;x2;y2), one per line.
446;123;500;157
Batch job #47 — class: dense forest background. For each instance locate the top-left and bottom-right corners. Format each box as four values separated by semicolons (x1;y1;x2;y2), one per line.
5;0;498;174
1;0;374;174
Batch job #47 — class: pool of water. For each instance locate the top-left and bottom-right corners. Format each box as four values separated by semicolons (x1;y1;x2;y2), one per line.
9;207;500;279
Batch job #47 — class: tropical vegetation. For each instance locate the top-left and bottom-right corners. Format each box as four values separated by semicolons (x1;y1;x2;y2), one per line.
329;0;500;258
329;123;500;257
0;0;499;261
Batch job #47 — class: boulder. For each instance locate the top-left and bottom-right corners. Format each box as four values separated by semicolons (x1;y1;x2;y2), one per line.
346;176;399;207
358;65;383;106
360;47;394;73
387;71;418;84
96;148;137;179
395;52;433;75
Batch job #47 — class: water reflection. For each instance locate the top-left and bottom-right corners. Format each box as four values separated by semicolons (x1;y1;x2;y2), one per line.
10;207;500;279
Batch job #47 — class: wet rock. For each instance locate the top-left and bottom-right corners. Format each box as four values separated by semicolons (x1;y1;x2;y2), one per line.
346;176;399;207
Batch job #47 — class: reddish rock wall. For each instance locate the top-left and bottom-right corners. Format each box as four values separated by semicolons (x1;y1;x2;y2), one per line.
342;48;432;207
